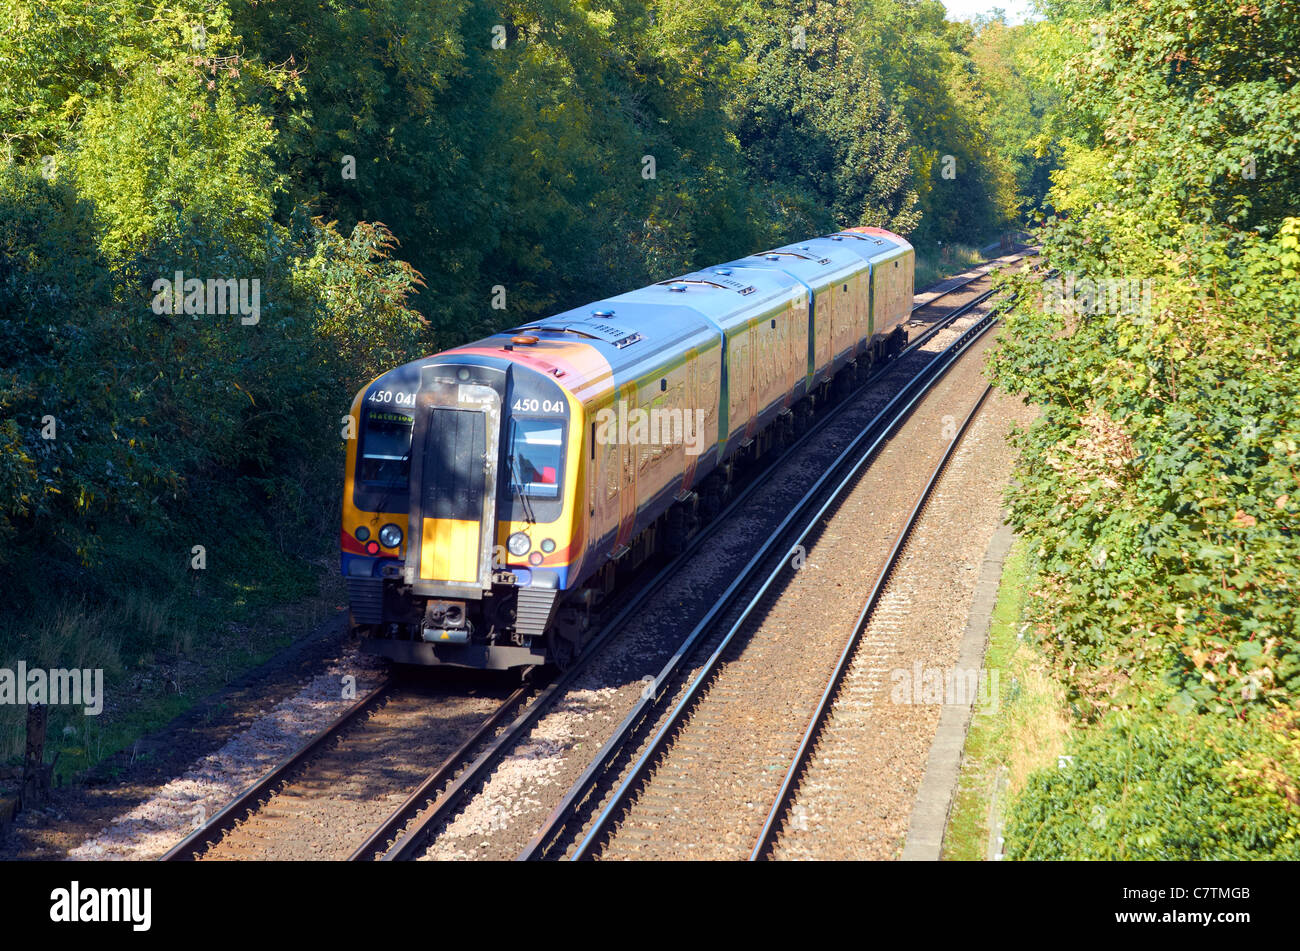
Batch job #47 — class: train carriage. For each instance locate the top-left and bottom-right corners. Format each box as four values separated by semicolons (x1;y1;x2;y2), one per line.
342;228;914;669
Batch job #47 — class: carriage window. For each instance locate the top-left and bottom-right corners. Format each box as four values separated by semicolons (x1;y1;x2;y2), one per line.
506;418;564;499
359;411;414;487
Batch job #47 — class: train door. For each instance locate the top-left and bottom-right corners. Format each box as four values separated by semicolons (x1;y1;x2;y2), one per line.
867;263;876;339
595;400;619;550
616;380;638;548
783;297;802;400
812;288;833;382
834;279;855;364
851;271;868;355
760;305;785;415
684;357;701;489
730;326;755;440
403;374;500;598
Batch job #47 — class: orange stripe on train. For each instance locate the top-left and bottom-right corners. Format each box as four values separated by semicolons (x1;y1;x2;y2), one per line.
448;340;614;400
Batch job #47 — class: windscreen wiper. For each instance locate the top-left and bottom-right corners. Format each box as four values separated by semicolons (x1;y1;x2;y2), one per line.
508;418;536;525
373;444;412;517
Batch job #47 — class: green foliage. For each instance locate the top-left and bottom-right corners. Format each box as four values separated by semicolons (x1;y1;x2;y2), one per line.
223;0;838;343
991;0;1300;718
850;0;1038;243
995;222;1300;716
69;68;280;263
1006;710;1300;860
734;0;919;235
0;166;426;592
967;16;1062;220
990;0;1300;860
0;0;1046;776
0;0;428;621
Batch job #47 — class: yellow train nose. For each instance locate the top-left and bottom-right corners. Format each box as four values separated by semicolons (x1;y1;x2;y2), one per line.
419;518;481;583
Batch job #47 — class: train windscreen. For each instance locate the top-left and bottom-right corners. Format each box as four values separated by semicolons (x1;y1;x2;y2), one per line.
359;410;413;488
506;418;564;500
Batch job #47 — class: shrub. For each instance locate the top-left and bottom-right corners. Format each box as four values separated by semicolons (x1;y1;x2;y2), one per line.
1006;710;1300;860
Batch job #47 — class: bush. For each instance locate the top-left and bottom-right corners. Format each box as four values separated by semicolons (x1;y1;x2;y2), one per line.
1005;710;1300;860
989;0;1300;716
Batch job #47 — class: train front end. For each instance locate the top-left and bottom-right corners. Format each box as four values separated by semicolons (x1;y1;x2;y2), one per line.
341;349;587;670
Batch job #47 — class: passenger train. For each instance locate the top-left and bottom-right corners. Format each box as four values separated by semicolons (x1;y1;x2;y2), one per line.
341;227;915;669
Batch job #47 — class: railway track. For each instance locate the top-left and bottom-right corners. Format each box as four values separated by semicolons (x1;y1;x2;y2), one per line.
749;381;994;860
519;267;1015;860
360;253;1030;861
161;679;393;860
158;251;1030;862
160;676;532;861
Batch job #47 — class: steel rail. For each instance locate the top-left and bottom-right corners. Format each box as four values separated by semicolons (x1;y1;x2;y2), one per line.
908;253;1019;315
347;679;532;860
367;261;1018;861
160;677;395;861
749;381;995;860
524;288;1006;861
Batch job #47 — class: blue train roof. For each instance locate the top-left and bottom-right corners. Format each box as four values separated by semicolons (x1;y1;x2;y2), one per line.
498;229;913;381
817;230;912;263
511;297;719;380
641;265;807;330
509;262;808;379
721;243;867;291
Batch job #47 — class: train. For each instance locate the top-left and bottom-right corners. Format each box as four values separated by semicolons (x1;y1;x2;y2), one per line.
340;227;915;669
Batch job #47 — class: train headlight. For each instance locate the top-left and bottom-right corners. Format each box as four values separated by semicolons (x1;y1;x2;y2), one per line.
354;526;371;542
540;538;556;553
508;532;531;557
378;523;403;549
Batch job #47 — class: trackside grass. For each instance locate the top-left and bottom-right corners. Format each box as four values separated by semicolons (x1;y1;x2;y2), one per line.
942;537;1070;860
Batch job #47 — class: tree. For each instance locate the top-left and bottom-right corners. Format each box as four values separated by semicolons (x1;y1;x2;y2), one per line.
734;0;920;237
